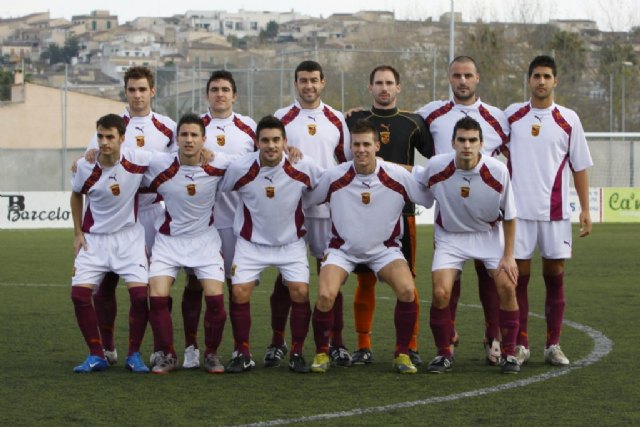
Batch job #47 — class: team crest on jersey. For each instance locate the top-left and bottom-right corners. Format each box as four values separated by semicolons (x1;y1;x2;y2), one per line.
531;124;541;137
307;124;317;136
216;135;226;146
265;186;275;198
380;124;391;144
460;186;470;198
361;192;371;204
110;184;121;196
186;184;196;196
135;135;145;147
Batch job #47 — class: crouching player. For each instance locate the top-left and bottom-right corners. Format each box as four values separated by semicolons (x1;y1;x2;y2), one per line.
412;117;521;374
145;114;232;374
307;119;431;374
70;113;152;373
219;115;323;374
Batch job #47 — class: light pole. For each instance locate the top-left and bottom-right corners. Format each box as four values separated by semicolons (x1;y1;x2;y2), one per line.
621;61;633;186
448;0;454;99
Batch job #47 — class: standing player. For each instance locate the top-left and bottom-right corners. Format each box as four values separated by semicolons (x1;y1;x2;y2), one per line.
346;65;433;366
145;114;232;374
219;115;323;374
88;66;176;367
306;119;431;374
176;70;258;370
70;114;152;373
268;60;352;368
416;55;509;365
412;117;520;374
505;55;592;366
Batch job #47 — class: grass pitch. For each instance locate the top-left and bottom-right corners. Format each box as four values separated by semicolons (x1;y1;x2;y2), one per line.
0;224;638;426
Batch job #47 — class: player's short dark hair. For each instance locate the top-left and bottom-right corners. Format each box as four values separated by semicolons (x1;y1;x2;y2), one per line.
528;55;557;77
177;113;205;136
124;66;154;89
369;65;400;85
452;116;483;142
207;70;237;94
350;119;380;142
295;60;324;81
256;115;286;139
96;114;127;136
450;55;479;73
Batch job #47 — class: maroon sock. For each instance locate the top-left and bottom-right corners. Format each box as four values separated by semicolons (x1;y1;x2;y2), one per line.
290;301;311;355
544;273;565;347
429;305;453;357
127;286;148;356
182;285;203;349
270;275;291;347
499;309;519;357
230;301;251;357
71;287;104;357
516;275;530;347
449;278;461;332
394;299;417;357
149;296;175;356
93;272;119;351
476;267;501;341
204;295;226;356
330;291;344;348
312;305;334;354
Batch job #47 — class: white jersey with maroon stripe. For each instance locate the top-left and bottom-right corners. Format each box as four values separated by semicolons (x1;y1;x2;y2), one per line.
201;111;257;229
88;109;177;211
219;152;323;246
413;152;515;233
505;101;593;221
416;98;509;156
306;160;431;257
143;152;231;237
72;147;152;234
274;100;352;218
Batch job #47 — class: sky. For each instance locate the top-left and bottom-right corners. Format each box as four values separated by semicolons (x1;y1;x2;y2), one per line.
0;0;637;32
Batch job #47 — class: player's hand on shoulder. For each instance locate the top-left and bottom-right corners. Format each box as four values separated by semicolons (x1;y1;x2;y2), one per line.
85;149;98;164
344;107;364;118
200;148;215;165
285;145;303;163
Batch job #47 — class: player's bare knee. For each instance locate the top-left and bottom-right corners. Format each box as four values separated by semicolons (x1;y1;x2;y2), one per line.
231;285;252;304
287;282;309;303
394;284;415;303
431;285;451;307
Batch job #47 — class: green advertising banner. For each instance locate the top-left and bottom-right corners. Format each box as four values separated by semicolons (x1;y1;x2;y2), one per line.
603;188;640;222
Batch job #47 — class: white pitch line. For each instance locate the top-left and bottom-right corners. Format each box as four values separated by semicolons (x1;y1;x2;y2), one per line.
230;313;613;427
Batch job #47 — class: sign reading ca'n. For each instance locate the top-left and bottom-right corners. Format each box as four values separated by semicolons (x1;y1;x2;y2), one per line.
603;188;640;222
0;192;72;229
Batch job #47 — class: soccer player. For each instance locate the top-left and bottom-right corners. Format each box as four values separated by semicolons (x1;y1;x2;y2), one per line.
268;60;352;368
416;55;510;365
505;55;593;366
145;114;232;374
346;65;434;366
87;66;176;367
411;117;521;374
219;115;323;374
176;70;258;370
70;114;152;373
307;119;431;374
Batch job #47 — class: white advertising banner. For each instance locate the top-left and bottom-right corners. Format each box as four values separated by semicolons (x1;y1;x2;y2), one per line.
0;188;607;229
0;191;72;229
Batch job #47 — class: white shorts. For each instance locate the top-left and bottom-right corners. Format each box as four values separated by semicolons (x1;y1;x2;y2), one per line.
231;237;309;285
515;218;572;260
150;228;225;281
305;217;331;259
322;247;406;279
432;225;504;271
72;223;148;286
139;203;164;255
217;227;237;279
